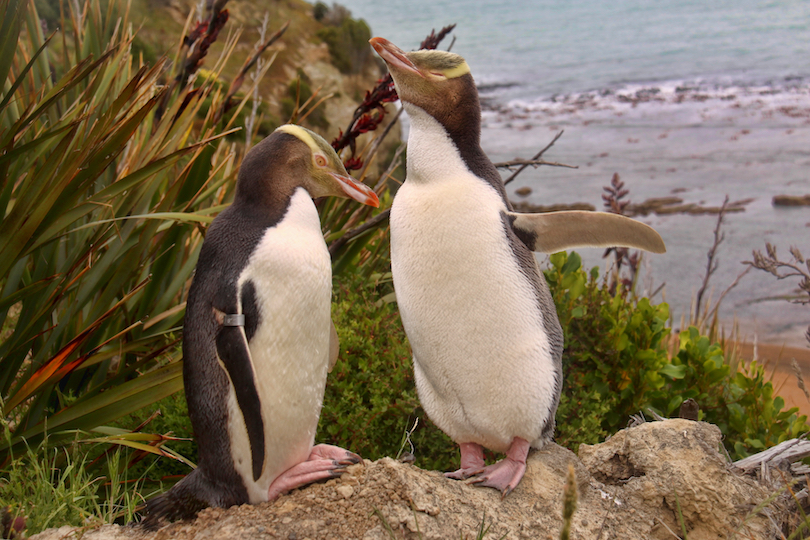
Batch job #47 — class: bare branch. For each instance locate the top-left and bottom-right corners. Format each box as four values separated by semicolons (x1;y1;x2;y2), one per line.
503;130;566;185
694;195;729;322
745;241;810;308
494;158;578;170
328;209;391;258
359;107;405;180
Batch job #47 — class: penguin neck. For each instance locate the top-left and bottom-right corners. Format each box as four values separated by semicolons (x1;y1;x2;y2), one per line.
404;102;509;203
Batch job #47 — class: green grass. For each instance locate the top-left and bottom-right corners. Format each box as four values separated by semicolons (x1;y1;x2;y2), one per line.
0;414;158;535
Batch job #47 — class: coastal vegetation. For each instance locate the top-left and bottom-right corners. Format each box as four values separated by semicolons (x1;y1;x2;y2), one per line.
1;0;807;535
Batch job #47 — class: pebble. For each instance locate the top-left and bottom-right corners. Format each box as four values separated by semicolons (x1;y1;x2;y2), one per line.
336;485;355;499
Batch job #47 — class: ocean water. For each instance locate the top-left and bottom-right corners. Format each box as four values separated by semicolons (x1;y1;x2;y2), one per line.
339;0;810;346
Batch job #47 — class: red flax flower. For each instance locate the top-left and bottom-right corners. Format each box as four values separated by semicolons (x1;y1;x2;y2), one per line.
332;24;456;170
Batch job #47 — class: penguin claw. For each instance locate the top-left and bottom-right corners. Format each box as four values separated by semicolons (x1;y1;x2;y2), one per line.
309;443;361;464
266;444;362;500
467;437;529;497
445;467;485;480
445;442;485;480
469;458;527;497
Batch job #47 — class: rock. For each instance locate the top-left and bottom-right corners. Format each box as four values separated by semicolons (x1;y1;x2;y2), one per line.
510;200;596;213
514;186;532;197
627;197;752;216
773;194;810;207
335;484;354;500
579;419;770;539
30;420;780;540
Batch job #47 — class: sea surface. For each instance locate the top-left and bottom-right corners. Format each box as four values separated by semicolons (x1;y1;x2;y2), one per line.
339;0;810;347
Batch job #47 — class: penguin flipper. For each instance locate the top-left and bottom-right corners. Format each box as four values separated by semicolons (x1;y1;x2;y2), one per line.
215;325;265;482
328;319;339;373
507;211;666;254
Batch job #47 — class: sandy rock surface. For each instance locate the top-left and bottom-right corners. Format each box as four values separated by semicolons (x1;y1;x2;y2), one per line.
31;420;776;540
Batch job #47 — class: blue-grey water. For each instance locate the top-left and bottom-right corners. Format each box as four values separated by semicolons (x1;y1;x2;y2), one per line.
340;0;810;347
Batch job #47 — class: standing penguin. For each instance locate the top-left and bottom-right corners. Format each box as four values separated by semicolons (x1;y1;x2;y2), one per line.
143;125;379;526
370;37;665;496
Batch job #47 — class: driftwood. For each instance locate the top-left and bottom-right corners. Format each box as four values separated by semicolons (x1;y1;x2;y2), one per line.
733;436;810;482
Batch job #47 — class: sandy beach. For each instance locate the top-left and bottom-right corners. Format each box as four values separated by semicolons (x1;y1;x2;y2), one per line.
738;340;810;418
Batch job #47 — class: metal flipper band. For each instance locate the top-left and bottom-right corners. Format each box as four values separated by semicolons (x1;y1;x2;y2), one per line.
222;314;245;327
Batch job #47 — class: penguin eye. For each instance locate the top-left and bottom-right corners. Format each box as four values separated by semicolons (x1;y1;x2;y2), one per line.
314;154;328;168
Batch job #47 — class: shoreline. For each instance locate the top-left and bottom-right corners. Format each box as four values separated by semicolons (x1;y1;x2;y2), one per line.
481;82;810;350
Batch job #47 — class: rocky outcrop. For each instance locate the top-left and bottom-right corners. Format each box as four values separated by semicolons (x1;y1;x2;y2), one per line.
773;194;810;207
32;420;788;540
508;197;755;216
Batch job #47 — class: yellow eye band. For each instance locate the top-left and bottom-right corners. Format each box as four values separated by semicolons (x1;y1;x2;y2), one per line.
442;61;470;79
277;124;320;154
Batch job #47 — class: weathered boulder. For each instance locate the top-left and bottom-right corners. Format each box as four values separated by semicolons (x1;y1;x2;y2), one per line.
30;420;778;540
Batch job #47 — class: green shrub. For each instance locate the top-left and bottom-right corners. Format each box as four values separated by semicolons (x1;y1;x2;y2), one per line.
316;15;372;74
0;415;151;534
313;1;329;21
319;272;457;472
547;251;809;457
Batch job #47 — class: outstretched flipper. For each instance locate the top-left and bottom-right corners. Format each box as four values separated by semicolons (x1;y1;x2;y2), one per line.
506;210;666;254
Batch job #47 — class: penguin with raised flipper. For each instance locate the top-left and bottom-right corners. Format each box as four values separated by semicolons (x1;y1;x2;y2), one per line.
370;37;665;497
142;125;379;527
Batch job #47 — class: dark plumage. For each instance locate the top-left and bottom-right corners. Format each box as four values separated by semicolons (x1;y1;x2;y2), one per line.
142;125;377;528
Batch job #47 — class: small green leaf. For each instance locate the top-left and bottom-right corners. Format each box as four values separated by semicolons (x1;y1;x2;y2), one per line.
659;364;687;380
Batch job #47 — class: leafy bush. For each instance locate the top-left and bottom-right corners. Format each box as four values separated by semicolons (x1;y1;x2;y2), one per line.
1;0;386;467
316;9;372;74
0;0;225;461
112;390;196;481
547;251;809;457
313;1;329;21
319;273;458;471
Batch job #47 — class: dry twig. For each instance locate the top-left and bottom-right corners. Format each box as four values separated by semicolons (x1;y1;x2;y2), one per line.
502;130;567;185
494;158;577;171
693;195;730;322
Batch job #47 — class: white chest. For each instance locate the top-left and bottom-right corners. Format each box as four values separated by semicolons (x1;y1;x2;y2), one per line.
229;188;332;502
390;107;558;450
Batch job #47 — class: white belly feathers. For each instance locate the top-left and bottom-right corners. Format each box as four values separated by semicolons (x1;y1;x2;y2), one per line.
391;106;558;453
227;188;332;503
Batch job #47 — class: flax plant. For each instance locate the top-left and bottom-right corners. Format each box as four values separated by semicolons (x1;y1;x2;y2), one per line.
0;0;269;463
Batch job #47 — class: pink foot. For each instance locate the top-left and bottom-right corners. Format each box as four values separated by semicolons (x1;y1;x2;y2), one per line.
445;442;485;480
470;437;530;498
267;444;361;500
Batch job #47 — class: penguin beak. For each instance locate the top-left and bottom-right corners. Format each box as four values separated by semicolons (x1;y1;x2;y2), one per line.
329;172;380;207
370;37;424;78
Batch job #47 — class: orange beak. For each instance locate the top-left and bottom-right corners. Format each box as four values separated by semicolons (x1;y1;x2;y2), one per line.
330;172;380;207
369;37;424;78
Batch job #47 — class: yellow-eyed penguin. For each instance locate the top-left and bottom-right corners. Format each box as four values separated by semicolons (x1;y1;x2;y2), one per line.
143;125;379;526
370;37;665;496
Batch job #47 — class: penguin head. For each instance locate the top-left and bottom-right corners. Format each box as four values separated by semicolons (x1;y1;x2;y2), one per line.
369;37;477;130
236;125;379;208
